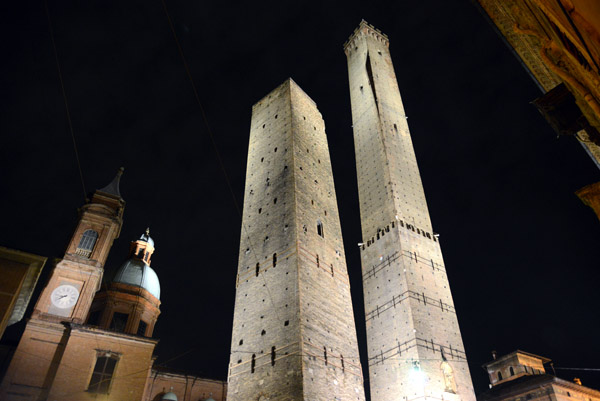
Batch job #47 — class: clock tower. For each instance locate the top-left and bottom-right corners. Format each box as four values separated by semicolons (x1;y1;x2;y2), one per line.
0;168;126;400
31;168;125;323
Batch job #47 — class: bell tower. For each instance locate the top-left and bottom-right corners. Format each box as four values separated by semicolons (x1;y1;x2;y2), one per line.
31;167;125;323
345;21;476;401
0;168;126;400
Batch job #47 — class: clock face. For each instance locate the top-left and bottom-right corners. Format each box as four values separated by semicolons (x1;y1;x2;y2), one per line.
50;285;79;309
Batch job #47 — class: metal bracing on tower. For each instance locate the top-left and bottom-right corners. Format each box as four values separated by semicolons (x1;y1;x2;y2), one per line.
345;21;476;401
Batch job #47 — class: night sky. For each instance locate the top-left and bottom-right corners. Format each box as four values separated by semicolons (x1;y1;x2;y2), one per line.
2;1;599;398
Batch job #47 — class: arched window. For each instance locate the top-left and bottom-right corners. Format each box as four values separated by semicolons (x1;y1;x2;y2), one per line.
510;367;515;376
88;352;118;394
441;361;457;393
498;371;503;381
76;230;98;257
317;221;324;238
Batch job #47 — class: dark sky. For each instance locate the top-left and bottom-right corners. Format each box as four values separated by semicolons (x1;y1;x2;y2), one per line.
2;0;599;398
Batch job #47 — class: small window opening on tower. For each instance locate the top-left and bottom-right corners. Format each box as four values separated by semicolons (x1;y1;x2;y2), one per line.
271;346;276;366
341;355;345;372
394;123;398;133
274;147;277;152
274;198;277;204
510;367;515;376
262;124;265;128
256;263;260;277
498;371;503;381
251;354;256;373
110;312;129;333
360;86;363;93
324;347;328;365
275;114;278;119
137;320;148;336
316;254;320;267
258;208;262;214
239;339;243;345
273;253;277;267
317;221;324;238
261;157;264;162
261;329;266;336
87;310;101;326
330;264;334;277
76;229;99;258
284;320;289;326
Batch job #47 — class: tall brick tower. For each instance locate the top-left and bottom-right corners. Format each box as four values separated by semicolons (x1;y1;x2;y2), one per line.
344;21;476;401
227;79;366;401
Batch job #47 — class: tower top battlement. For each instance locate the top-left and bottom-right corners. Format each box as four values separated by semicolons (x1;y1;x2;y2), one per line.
343;20;389;53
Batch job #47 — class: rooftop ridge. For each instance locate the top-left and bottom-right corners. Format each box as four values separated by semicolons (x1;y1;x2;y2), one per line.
343;20;389;50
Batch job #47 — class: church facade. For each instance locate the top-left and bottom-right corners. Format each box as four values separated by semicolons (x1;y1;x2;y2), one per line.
0;170;225;401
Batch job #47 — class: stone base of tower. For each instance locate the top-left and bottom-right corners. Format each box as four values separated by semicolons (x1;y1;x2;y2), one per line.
359;220;475;401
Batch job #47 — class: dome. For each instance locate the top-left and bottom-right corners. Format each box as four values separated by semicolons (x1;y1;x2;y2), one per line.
161;392;178;401
113;258;160;299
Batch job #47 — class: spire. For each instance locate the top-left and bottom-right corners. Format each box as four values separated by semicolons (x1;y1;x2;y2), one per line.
97;167;124;198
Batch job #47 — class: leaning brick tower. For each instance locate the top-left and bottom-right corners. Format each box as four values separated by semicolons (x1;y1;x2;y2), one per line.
344;21;476;401
227;79;366;401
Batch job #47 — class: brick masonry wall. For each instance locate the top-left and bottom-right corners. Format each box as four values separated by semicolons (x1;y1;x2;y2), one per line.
345;22;476;401
228;79;366;401
144;371;226;401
